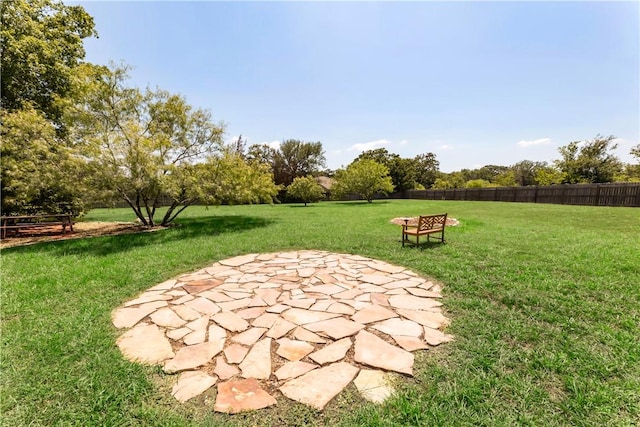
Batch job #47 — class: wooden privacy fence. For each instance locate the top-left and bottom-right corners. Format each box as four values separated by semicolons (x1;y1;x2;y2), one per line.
391;183;640;207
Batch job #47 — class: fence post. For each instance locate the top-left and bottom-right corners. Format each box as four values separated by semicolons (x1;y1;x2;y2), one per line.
595;185;601;206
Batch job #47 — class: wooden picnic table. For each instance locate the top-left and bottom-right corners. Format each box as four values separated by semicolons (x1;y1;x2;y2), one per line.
0;214;74;239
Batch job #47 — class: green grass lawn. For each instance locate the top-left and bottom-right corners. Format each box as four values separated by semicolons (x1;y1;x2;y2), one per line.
2;200;639;426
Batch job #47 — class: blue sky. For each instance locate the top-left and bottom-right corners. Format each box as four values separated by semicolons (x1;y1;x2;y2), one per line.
74;1;639;172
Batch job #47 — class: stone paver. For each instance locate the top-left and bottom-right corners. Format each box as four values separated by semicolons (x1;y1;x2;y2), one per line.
354;330;414;375
171;371;217;403
388;294;442;310
231;327;267;346
239;337;272;379
274;361;318;380
214;378;277;413
371;318;423;337
214;355;240;380
423;327;454;346
212;312;249;332
304;317;365;339
173;304;202;321
280;362;359;410
113;250;453;410
276;338;315;361
164;340;225;373
280;307;341;325
292;326;326;343
308;337;352;365
351;304;398;324
116;323;174;364
224;343;249;364
353;369;394;403
396;308;449;329
185;297;221;315
112;301;166;329
392;335;430;351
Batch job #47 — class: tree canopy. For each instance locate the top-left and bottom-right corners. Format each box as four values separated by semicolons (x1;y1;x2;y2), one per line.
286;176;325;206
1;0;97;128
0;0;97;215
332;159;394;203
246;140;326;188
273;140;326;186
70;64;278;226
1;107;87;215
355;148;417;191
555;135;623;184
413;152;440;189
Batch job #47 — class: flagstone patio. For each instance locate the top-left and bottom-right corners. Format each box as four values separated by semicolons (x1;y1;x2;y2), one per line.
112;250;453;412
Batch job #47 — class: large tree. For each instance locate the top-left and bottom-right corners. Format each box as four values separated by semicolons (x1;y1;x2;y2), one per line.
555;135;623;183
71;64;277;226
511;160;550;186
414;152;440;188
535;165;564;186
332;159;394;203
0;0;96;215
246;143;277;168
247;140;326;187
1;0;97;128
0;107;87;215
621;144;640;182
273;139;326;186
355;148;416;191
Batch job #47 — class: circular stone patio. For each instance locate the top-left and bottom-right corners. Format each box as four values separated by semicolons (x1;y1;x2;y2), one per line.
112;250;453;412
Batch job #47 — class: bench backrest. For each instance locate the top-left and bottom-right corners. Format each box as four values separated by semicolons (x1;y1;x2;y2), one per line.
418;214;447;231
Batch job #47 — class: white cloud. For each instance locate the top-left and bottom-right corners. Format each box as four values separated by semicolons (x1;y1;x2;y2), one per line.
518;138;551;148
439;144;453;151
399;140;408;146
258;140;281;149
348;139;390;152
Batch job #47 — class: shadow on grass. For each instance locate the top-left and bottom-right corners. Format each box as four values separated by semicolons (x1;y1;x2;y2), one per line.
3;215;274;257
402;241;447;250
332;200;392;206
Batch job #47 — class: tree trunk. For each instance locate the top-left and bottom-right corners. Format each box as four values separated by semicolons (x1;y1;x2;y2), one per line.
121;191;148;225
161;201;192;226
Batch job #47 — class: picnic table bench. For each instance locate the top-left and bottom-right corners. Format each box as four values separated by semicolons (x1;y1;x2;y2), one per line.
401;213;448;247
0;214;75;239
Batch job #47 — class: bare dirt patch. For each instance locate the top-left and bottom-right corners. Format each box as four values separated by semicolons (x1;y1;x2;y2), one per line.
0;221;163;249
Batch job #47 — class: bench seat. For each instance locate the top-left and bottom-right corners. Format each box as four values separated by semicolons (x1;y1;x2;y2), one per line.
402;213;447;246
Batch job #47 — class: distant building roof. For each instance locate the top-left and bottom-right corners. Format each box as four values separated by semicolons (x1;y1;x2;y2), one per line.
315;176;335;191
